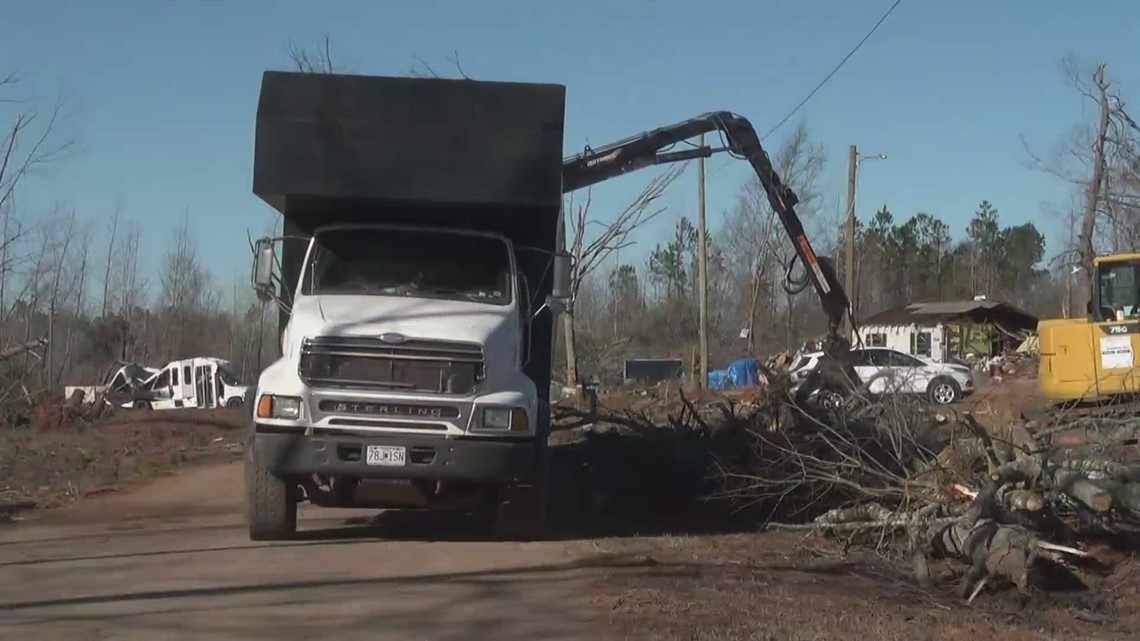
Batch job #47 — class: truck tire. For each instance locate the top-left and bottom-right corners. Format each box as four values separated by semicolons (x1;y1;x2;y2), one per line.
244;444;298;541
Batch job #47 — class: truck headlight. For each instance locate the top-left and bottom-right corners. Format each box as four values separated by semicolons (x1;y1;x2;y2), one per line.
479;407;529;432
256;395;302;420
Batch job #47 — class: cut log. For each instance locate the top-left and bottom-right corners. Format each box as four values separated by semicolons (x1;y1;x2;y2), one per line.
921;487;1039;598
999;488;1045;512
1111;482;1140;514
1054;470;1113;512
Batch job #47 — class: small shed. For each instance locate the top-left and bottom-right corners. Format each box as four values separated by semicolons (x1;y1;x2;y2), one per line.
856;299;1039;362
623;358;684;385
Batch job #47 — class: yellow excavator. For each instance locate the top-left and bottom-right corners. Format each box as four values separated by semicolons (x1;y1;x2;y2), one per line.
1039;253;1140;402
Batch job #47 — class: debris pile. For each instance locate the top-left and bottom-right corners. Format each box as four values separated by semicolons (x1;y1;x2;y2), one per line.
553;382;1140;604
978;352;1039;380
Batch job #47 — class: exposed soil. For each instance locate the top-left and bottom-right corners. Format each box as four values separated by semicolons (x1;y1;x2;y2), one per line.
0;407;245;518
588;532;1139;641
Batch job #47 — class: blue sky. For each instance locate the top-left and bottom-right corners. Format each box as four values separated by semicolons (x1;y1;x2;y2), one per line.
3;0;1138;297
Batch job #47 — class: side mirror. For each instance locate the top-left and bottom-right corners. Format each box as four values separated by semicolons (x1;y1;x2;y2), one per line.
548;251;573;314
252;238;276;303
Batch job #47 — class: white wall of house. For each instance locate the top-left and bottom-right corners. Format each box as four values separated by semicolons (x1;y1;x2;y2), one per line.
854;323;950;362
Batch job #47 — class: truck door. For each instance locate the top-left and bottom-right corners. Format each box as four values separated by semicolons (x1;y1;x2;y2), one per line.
181;362;196;407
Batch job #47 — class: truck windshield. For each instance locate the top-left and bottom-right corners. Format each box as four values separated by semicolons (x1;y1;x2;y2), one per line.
1097;261;1140;320
302;228;513;305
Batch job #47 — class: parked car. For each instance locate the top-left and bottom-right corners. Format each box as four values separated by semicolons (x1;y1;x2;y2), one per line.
789;347;975;405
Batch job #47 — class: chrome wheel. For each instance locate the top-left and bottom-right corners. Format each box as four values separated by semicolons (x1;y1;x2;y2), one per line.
930;382;957;405
818;390;845;410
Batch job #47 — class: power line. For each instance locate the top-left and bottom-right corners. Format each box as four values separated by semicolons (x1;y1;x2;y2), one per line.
713;0;902;172
761;0;903;141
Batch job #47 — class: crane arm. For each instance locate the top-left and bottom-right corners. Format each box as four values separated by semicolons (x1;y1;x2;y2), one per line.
562;111;854;342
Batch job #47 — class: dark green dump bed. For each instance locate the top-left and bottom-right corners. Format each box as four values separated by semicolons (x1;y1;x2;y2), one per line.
253;71;566;213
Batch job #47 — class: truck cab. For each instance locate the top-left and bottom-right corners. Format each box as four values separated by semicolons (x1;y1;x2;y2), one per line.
243;71;569;541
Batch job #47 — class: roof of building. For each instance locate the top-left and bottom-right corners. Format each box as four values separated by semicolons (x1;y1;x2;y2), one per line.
859;299;1039;332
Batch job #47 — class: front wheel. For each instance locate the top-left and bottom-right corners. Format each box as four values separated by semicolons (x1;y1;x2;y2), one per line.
244;444;298;541
927;378;961;405
815;389;846;411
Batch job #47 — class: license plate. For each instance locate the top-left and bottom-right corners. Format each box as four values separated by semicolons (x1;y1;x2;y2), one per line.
365;445;407;467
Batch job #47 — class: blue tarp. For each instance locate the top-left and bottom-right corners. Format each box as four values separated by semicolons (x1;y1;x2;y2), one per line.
707;369;729;390
707;359;761;390
727;358;761;388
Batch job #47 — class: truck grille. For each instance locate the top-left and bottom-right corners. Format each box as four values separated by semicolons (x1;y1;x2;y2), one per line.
298;336;485;395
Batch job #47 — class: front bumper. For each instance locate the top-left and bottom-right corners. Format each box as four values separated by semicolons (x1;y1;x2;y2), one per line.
252;429;541;484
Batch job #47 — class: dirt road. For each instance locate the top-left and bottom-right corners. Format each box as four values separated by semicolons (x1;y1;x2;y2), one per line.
0;462;612;641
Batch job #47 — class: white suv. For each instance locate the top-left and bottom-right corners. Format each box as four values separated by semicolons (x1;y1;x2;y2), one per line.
789;347;975;405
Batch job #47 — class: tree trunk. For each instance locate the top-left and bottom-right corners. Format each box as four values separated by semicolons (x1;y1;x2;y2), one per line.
101;205;119;319
563;311;579;387
746;264;761;355
1080;63;1110;306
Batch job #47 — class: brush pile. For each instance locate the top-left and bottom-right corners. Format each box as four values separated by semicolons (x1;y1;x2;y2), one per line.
552;381;1140;604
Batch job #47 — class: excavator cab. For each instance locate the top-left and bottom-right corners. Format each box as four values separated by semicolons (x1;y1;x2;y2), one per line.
1091;255;1140;321
1039;253;1140;402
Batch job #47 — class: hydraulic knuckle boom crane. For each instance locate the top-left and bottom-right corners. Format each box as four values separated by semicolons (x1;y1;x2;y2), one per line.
561;112;857;363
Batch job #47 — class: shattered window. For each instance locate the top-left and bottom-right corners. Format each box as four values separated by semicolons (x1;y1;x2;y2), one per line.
218;365;241;386
108;372;129;393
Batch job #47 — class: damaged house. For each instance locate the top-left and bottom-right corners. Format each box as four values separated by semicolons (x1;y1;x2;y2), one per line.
854;299;1038;363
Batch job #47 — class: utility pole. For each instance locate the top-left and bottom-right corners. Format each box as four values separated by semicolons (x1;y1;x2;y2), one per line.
697;133;709;388
844;145;857;332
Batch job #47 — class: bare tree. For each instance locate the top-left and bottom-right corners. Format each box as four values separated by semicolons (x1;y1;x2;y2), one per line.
287;35;338;74
100;198;121;318
158;214;209;360
562;164;686;385
43;209;76;386
1079;63;1112;299
0;72;72;354
1024;57;1140;306
57;221;91;385
721;121;826;351
0;74;73;216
